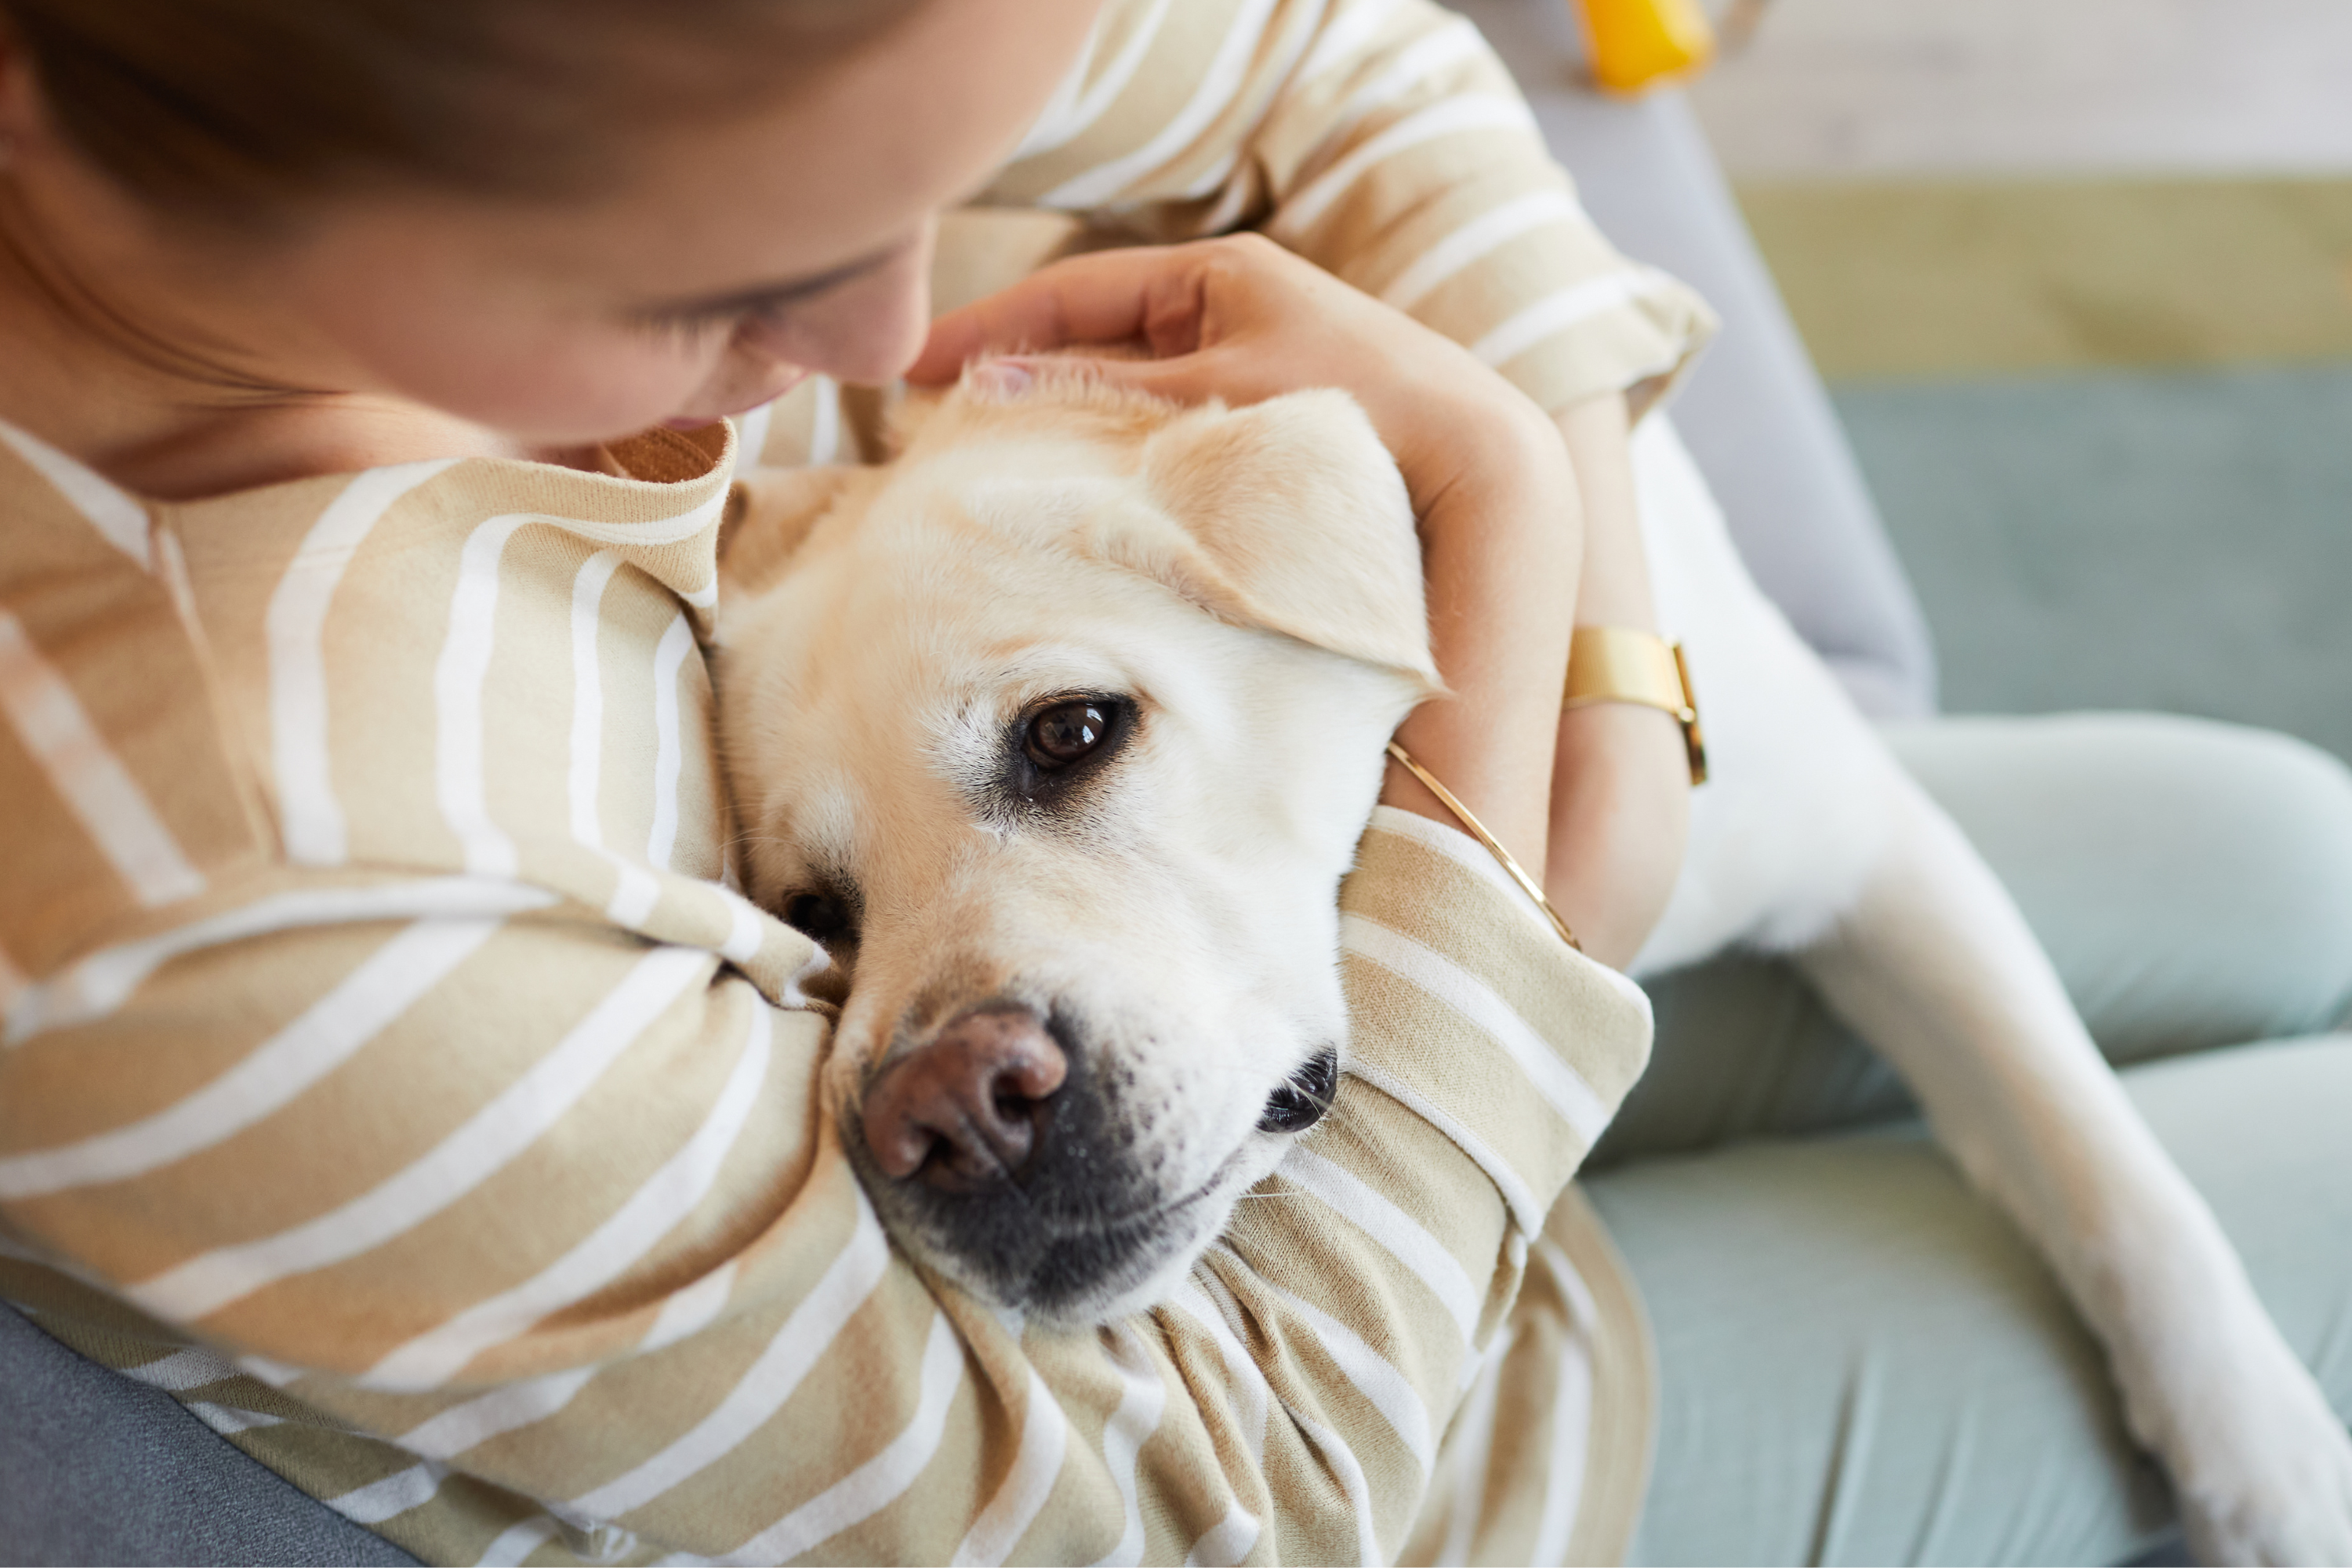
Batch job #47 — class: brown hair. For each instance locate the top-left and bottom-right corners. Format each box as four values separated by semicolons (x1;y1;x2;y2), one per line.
3;0;924;219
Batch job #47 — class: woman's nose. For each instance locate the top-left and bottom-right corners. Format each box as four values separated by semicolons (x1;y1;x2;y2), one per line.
764;223;937;387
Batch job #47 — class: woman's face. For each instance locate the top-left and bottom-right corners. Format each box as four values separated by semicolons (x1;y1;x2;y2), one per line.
15;0;1100;445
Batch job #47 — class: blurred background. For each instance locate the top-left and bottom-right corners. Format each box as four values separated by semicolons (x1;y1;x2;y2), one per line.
1525;0;2352;761
1694;0;2352;763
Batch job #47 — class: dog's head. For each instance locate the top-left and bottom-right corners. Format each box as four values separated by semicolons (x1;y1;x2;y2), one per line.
715;366;1436;1324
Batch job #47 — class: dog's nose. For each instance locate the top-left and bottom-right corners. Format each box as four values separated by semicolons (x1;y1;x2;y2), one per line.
862;1004;1067;1190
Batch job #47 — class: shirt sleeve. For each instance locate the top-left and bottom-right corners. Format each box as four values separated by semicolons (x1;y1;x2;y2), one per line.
977;0;1720;418
0;808;1649;1565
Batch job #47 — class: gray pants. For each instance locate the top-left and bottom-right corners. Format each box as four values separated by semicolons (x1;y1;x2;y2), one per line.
1592;713;2352;1566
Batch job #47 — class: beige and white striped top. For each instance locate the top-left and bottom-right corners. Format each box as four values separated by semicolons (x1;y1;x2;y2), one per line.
2;2;1701;1561
982;0;1715;419
0;414;1654;1563
745;0;1719;477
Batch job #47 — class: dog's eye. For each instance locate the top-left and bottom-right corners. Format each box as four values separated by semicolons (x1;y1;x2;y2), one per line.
782;892;851;942
1024;699;1111;770
1257;1048;1339;1134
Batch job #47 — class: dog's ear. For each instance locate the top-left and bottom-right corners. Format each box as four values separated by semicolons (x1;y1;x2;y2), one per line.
1127;390;1439;688
720;465;873;595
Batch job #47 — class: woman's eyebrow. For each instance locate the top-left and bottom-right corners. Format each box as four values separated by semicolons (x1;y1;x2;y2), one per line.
641;242;901;317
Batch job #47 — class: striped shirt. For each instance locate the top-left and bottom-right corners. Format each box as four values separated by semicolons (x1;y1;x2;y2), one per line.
985;0;1714;419
746;0;1716;477
2;1;1697;1561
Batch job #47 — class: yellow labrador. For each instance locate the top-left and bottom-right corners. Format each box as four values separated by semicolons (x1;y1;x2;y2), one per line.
717;362;2352;1563
718;371;1434;1323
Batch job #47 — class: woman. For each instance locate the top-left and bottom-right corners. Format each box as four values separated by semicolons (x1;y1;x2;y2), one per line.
0;1;1687;1562
11;3;2351;1564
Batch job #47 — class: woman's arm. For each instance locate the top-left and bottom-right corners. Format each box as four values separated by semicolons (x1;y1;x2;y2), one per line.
1548;392;1692;968
1379;406;1579;873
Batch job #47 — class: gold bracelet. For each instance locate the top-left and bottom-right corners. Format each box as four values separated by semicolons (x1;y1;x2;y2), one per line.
1563;626;1708;786
1385;740;1581;951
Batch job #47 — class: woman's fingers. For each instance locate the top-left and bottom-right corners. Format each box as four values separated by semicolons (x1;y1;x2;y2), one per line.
909;233;1553;514
910;245;1210;383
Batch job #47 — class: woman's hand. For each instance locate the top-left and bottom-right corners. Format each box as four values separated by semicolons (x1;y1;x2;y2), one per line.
915;235;1583;887
913;234;1562;521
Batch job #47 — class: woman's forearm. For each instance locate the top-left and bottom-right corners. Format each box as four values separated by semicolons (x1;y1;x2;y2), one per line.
1545;393;1692;968
1381;406;1582;878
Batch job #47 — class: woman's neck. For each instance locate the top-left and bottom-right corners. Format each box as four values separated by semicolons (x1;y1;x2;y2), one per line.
0;192;547;501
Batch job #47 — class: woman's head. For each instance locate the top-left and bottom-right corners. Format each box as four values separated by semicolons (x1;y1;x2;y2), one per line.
0;0;1100;445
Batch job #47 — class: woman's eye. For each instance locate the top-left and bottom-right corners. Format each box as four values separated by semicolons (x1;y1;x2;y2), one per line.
629;296;801;345
626;307;740;343
782;892;851;942
1024;700;1112;770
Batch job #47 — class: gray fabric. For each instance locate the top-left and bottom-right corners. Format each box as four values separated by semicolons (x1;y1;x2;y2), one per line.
1833;365;2352;764
1454;0;1940;720
0;1304;418;1567
1583;712;2352;1565
1595;712;2352;1168
1887;713;2352;1054
1592;1034;2352;1568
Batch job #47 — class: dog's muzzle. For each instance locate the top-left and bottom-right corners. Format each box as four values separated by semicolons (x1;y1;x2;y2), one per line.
851;1002;1336;1321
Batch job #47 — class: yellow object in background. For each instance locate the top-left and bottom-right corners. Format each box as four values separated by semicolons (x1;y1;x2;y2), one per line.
1578;0;1718;92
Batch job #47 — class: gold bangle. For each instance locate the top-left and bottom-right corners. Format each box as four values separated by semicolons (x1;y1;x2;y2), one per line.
1384;740;1581;951
1563;626;1708;786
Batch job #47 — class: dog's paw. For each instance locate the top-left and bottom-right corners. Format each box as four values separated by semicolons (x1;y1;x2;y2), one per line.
2165;1354;2352;1567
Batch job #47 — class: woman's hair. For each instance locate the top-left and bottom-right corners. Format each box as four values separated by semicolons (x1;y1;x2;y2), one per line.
2;0;924;220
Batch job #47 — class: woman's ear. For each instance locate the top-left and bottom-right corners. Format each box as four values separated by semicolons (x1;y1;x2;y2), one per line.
720;464;873;596
1131;390;1440;691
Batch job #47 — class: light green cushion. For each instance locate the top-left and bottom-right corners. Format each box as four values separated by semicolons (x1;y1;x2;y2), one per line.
1591;1034;2352;1567
1593;713;2352;1170
1889;713;2352;1061
1587;713;2352;1564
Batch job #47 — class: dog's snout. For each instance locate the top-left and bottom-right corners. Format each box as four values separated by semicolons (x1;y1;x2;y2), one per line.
862;1005;1067;1190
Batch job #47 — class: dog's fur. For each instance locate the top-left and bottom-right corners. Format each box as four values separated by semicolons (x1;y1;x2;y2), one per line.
718;378;1435;1322
717;369;2352;1562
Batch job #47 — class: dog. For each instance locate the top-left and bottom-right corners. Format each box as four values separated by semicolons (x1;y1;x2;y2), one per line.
717;372;1431;1323
714;363;2352;1563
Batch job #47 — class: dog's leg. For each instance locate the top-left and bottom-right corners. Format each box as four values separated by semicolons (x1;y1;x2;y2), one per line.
1797;768;2352;1566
